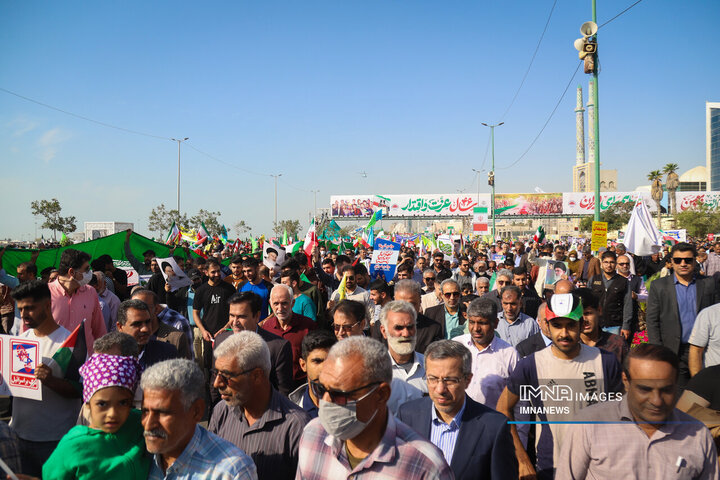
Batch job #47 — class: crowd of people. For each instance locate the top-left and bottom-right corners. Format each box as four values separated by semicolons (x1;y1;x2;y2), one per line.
1;233;720;479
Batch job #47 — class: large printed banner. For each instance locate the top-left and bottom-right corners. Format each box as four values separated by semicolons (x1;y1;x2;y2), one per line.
495;193;563;215
0;334;44;400
369;239;401;282
676;192;720;212
563;192;657;214
331;194;491;218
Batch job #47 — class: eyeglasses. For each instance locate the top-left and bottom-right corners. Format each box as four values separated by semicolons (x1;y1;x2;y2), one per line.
496;280;510;286
617;263;630;266
427;375;463;387
443;291;461;298
310;380;380;406
672;257;694;265
424;277;436;282
211;367;256;383
333;319;363;332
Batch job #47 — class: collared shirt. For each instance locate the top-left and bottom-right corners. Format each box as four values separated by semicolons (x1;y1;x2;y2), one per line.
704;252;720;277
453;333;518;409
674;275;698;343
625;273;648;302
444;307;464;339
296;414;453;480
209;388;310;480
149;425;257;480
48;280;106;357
430;398;466;465
390;351;427;393
496;311;539;347
289;383;319;419
555;398;718;480
261;313;317;383
331;286;374;323
158;306;194;346
97;287;121;333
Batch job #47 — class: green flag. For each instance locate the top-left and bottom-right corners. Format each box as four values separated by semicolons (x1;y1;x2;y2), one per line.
282;229;288;245
251;237;258;252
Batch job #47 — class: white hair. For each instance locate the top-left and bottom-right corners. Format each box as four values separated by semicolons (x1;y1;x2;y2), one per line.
271;284;294;300
140;359;204;410
327;336;392;385
394;279;422;300
379;300;417;329
214;331;271;379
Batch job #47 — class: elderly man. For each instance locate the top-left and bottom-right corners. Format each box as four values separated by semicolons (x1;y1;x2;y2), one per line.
214;291;294;396
132;287;191;360
260;284;317;386
425;279;467;339
332;299;367;340
209;331;310;480
453;298;518;409
297;336;453;479
398;340;517;480
496;286;539;347
90;271;120;333
141;359;257;479
475;276;490;295
481;268;513;310
380;300;428;394
556;344;718;479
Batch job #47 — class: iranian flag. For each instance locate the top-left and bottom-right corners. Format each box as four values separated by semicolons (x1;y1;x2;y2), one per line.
303;219;318;258
196;223;209;243
52;320;87;388
165;222;181;245
533;226;545;243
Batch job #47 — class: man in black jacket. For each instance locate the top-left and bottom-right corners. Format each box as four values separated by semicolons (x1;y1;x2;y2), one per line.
588;250;632;340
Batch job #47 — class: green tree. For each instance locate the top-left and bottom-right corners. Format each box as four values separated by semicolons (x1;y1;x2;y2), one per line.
148;204;190;235
234;221;251;237
30;198;76;241
578;201;634;233
190;209;223;237
676;204;720;238
273;219;301;238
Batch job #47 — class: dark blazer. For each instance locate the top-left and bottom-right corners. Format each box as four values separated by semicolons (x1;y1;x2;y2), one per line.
646;274;719;354
214;328;294;396
370;313;443;354
142;339;179;369
424;303;465;339
397;396;518;480
515;332;548;358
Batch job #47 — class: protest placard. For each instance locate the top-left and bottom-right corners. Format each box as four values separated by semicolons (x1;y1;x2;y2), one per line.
370;239;401;283
156;257;192;292
0;335;43;401
591;221;608;252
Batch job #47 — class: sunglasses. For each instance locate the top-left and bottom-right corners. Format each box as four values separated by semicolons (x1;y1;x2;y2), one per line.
424;277;436;282
333;319;363;332
443;291;461;298
672;257;694;265
309;380;380;406
210;367;256;383
617;263;630;266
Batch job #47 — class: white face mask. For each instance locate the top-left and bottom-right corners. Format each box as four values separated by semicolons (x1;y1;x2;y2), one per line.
76;270;93;286
569;256;577;262
317;385;379;440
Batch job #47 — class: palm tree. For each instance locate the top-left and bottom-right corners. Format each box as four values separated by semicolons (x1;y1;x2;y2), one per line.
663;163;680;215
648;170;663;227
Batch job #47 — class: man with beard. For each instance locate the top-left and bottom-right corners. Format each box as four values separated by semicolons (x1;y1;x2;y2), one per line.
238;258;274;320
209;331;310;480
496;292;623;480
380;301;428;396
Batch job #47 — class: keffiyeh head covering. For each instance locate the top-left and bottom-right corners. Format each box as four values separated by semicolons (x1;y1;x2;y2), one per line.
79;353;141;403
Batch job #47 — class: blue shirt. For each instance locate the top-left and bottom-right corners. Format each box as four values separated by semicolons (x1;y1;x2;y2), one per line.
444;308;464;339
239;282;270;319
149;425;257;480
430;398;466;465
292;294;316;321
674;275;698;343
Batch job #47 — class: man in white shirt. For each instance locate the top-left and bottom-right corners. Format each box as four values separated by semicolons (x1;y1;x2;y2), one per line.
453;297;518;409
379;300;427;394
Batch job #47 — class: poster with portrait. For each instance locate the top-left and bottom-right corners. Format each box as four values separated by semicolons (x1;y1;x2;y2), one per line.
263;242;287;275
545;260;569;288
155;257;192;292
0;336;42;400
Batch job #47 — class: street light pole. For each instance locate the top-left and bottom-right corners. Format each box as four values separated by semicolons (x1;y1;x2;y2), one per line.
471;168;482;210
591;0;601;222
481;122;504;240
171;137;189;213
271;174;283;230
310;189;320;223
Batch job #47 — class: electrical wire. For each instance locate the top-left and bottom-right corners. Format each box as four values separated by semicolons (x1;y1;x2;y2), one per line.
599;0;644;29
183;143;270;177
498;0;558;122
497;60;582;170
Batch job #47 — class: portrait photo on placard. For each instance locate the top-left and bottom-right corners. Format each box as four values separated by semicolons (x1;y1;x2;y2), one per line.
156;256;192;292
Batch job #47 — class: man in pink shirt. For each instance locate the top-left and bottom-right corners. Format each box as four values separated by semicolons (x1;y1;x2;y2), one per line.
48;249;106;356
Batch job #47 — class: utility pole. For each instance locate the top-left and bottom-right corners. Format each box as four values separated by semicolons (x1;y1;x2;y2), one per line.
171;137;189;213
481;122;504;240
310;189;320;223
271;174;283;231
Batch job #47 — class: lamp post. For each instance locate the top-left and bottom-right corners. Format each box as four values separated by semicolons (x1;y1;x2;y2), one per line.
310;189;320;223
270;174;283;230
171;137;189;213
591;0;600;222
481;122;504;240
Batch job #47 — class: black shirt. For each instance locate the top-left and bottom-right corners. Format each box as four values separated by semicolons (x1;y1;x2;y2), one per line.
192;281;237;334
687;365;720;410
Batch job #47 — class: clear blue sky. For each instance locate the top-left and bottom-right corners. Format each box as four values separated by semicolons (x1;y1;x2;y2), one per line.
1;0;718;241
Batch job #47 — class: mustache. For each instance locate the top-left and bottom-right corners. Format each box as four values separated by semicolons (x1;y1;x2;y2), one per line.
144;429;168;439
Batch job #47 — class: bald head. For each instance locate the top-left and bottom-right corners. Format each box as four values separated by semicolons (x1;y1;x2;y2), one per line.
555;279;574;294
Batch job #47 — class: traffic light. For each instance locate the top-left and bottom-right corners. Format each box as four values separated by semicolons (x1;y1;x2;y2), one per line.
488;171;495;187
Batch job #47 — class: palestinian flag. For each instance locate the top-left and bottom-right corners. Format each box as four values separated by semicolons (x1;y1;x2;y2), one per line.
533;226;545;243
52;320;87;389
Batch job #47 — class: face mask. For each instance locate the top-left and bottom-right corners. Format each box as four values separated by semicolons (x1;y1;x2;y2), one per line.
77;270;93;286
569;256;577;261
318;387;379;440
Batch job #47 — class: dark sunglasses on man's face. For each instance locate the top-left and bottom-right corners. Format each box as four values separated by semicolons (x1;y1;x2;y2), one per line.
443;291;461;298
309;380;380;406
672;257;694;265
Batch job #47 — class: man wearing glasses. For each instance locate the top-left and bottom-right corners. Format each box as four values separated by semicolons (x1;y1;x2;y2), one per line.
588;251;633;339
647;242;719;386
616;254;648;340
398;340;517;480
481;269;513;311
424;279;467;339
297;336;453;479
209;331;310;480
